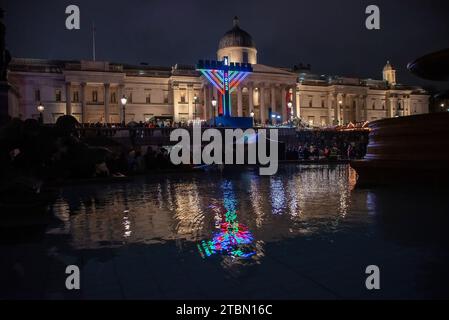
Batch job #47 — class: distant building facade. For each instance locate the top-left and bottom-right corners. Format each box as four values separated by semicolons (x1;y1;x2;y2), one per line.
6;17;429;125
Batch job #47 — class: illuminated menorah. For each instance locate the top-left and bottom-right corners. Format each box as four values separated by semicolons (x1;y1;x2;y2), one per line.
197;57;253;118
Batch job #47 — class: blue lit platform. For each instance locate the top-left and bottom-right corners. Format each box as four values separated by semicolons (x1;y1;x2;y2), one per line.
213;116;254;128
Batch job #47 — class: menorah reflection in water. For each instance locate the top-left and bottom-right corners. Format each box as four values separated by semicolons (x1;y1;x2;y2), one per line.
198;180;257;260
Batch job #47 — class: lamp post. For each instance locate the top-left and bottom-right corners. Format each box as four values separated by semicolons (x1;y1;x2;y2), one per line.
37;103;45;125
338;100;343;125
121;95;128;126
250;110;255;127
211;96;217;127
193;94;198;120
271;113;276;126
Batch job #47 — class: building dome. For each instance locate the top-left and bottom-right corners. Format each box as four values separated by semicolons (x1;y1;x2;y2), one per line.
217;17;258;64
218;17;256;50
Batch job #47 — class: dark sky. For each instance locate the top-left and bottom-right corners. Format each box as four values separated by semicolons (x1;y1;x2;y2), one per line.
1;0;448;89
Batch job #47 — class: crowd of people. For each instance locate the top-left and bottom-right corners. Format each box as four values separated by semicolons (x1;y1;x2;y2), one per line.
285;130;369;161
103;145;175;176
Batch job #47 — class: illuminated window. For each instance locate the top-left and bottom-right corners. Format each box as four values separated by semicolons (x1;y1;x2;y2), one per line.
92;91;98;102
73;91;79;103
180;90;186;103
110;92;116;103
163;91;169;103
146;93;151;104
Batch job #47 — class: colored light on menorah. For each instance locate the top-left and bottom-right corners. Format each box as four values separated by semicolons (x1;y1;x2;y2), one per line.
197;57;253;117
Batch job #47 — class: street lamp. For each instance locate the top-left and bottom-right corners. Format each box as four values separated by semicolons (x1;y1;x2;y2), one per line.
211;96;217;127
250;110;255;127
338;100;343;125
193;94;198;120
121;95;128;126
37;103;44;124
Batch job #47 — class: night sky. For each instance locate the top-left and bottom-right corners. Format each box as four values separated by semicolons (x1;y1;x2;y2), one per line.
1;0;448;89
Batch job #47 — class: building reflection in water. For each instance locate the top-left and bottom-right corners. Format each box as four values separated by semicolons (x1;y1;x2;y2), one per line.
49;165;361;259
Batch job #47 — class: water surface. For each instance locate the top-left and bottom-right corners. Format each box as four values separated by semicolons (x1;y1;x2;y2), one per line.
1;164;448;299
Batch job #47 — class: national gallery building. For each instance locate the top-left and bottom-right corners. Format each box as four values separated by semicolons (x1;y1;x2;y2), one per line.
6;17;429;126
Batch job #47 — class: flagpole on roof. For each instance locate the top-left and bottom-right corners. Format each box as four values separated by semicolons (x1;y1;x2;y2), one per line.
92;22;96;61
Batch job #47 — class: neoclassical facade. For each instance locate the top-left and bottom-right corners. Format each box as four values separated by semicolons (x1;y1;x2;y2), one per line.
6;17;429;126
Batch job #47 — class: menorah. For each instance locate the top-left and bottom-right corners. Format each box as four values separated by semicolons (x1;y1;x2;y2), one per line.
197;57;253;127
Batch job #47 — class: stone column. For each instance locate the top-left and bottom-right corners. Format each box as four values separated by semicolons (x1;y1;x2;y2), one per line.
65;82;72;116
336;93;343;125
342;94;348;124
362;95;368;121
209;86;214;119
173;86;180;122
104;83;110;124
271;86;276;116
353;96;358;123
347;95;353;123
392;97;398;117
404;97;410;116
203;85;208;120
327;94;334;125
212;87;218;118
237;86;243;117
292;87;298;118
248;84;254;115
260;87;266;124
188;86;194;120
389;96;397;118
118;84;124;124
281;87;287;122
80;82;87;124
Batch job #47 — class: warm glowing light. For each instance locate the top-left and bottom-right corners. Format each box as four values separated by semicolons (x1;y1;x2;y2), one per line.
121;95;128;105
37;104;45;113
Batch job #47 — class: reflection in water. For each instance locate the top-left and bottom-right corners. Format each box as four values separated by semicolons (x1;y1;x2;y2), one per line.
49;165;359;253
198;180;256;260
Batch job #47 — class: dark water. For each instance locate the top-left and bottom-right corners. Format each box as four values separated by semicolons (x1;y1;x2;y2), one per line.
1;164;449;299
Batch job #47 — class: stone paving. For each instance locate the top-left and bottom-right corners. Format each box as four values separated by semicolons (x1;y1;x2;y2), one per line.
2;228;448;300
